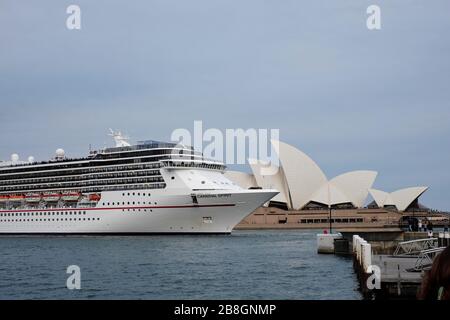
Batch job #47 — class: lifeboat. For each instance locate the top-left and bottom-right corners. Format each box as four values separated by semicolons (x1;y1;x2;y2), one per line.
0;195;9;203
9;194;25;202
42;192;61;202
25;193;41;203
62;191;81;202
88;193;101;202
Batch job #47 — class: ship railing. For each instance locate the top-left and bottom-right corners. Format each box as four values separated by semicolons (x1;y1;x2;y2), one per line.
393;238;439;257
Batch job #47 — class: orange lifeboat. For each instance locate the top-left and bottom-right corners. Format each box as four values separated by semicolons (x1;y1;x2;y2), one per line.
88;194;101;202
62;191;81;202
9;194;25;202
25;193;42;203
42;192;61;202
0;195;9;203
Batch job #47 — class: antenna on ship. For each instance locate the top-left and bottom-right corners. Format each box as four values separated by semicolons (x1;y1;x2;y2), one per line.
108;129;131;147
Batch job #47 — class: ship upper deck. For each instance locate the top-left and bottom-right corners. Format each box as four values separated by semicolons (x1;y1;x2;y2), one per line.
0;137;224;194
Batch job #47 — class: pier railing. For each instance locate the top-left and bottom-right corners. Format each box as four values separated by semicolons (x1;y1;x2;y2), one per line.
413;247;446;271
393;238;438;257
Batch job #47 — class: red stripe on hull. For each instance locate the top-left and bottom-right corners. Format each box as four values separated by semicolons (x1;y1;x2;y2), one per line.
0;203;235;214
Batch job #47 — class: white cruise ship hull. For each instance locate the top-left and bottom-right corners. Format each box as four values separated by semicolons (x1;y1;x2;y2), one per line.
0;189;277;234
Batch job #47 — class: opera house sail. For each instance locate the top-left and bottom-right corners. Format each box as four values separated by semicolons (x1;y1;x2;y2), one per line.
226;140;429;213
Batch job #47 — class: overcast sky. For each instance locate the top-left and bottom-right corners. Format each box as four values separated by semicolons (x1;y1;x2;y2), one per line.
1;1;449;210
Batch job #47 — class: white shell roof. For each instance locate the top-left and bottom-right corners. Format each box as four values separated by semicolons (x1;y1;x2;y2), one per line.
248;159;290;205
271;139;328;210
370;187;429;211
224;140;428;211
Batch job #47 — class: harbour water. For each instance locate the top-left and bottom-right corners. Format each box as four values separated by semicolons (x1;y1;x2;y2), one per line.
0;230;362;300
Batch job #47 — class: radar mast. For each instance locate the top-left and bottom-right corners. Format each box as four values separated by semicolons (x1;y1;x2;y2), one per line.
108;129;131;147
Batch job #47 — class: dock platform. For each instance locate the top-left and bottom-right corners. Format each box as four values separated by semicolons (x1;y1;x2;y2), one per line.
350;235;448;299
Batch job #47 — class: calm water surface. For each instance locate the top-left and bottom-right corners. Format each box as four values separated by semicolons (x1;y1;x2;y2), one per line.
0;230;362;299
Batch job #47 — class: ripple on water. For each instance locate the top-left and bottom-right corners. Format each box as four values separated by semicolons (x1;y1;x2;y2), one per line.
0;230;362;300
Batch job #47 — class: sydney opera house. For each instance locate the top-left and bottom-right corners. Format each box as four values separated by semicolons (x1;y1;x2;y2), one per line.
225;140;429;215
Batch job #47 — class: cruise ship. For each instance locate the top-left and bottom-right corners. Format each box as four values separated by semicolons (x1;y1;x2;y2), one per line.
0;130;277;234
